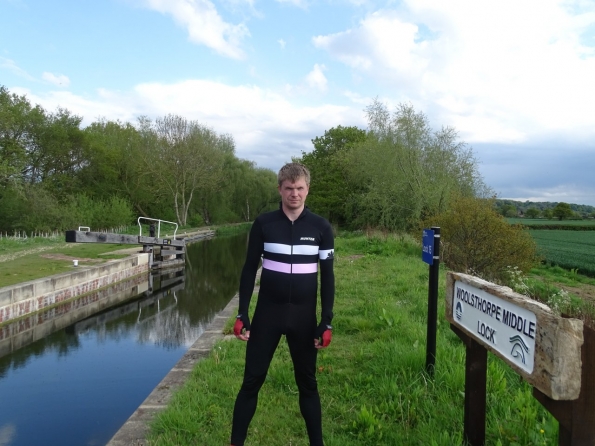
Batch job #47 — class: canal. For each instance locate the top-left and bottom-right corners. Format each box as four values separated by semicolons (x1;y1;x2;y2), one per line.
0;232;248;446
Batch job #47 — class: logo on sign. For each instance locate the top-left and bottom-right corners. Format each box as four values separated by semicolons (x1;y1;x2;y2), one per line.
509;335;530;365
455;301;463;321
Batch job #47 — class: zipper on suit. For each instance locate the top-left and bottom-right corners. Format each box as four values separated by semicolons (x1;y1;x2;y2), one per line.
289;219;294;304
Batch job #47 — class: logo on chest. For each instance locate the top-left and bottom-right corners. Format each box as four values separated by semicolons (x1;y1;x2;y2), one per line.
300;237;316;241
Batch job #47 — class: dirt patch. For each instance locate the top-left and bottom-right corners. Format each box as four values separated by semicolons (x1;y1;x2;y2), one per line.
0;244;70;263
556;282;595;302
343;254;365;261
39;253;105;263
531;275;595;303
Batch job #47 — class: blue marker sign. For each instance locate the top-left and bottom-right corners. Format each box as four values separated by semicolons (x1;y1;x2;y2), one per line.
422;229;435;265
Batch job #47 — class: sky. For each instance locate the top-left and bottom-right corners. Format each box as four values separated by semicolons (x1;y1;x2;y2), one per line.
1;0;594;206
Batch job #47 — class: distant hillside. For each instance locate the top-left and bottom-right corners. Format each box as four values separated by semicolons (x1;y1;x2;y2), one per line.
494;199;595;218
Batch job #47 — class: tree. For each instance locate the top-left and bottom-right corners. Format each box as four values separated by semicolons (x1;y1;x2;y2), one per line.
222;157;277;222
83;119;171;219
0;85;46;187
300;125;366;225
499;204;517;217
138;115;227;226
27;108;89;197
553;202;573;221
342;100;490;230
525;207;540;218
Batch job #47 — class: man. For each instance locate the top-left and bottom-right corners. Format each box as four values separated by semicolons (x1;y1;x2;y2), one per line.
230;162;335;446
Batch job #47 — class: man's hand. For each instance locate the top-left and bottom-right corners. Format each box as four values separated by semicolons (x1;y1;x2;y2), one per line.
234;314;251;341
314;323;332;349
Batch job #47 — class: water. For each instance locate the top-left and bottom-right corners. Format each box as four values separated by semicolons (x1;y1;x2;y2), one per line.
0;232;248;446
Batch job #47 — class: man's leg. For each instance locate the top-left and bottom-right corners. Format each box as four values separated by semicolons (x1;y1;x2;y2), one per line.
231;308;281;445
287;326;323;446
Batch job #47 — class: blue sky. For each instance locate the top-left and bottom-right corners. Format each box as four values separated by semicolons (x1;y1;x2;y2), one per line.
2;0;595;206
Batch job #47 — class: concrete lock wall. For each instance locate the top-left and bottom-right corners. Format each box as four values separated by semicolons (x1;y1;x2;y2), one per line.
0;274;150;358
0;254;150;325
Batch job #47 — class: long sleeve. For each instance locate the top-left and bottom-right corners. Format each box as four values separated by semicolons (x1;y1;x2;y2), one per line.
318;223;335;326
238;218;263;315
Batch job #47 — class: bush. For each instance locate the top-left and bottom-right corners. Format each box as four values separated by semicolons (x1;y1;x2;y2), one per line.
422;195;537;282
94;195;135;229
13;186;63;232
62;194;135;230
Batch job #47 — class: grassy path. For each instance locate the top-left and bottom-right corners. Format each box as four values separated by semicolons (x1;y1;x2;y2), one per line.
146;233;558;445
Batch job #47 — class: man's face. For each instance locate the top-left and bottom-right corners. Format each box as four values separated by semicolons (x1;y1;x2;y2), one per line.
278;177;309;212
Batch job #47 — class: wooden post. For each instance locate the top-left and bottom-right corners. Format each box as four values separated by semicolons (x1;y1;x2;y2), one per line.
451;324;487;446
533;325;595;446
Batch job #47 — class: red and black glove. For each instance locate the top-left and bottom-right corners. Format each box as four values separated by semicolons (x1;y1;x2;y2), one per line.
315;323;332;348
234;313;251;337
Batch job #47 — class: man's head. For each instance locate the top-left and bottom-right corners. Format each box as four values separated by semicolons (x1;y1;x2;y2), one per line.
277;163;310;215
277;163;310;187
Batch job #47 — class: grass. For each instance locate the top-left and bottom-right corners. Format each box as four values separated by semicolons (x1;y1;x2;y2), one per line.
146;232;560;445
521;264;595;324
0;236;131;288
529;230;595;277
215;223;252;236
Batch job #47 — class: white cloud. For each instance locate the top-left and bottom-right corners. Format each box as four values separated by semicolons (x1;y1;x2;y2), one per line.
278;38;286;49
42;72;70;87
305;64;327;92
140;0;249;59
0;423;16;445
499;184;595;207
313;1;595;144
343;90;372;105
0;57;36;81
20;80;364;170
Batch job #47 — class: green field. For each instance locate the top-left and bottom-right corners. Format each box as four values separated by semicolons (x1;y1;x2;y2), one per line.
508;218;595;227
530;230;595;276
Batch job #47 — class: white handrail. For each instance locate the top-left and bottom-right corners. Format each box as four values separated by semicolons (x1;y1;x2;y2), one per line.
137;217;178;239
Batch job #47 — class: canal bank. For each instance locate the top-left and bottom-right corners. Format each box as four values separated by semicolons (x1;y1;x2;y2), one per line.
0;253;150;325
0;229;215;327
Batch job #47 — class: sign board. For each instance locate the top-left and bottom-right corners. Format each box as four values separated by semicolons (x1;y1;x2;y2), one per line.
446;272;584;400
422;229;435;265
453;280;536;373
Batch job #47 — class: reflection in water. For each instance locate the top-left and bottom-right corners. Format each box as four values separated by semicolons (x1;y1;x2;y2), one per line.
0;273;150;361
0;231;248;446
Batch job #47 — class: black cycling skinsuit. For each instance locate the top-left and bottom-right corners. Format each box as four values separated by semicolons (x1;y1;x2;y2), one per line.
230;207;335;446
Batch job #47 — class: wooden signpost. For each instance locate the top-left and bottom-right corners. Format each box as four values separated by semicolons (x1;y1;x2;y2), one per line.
445;272;588;445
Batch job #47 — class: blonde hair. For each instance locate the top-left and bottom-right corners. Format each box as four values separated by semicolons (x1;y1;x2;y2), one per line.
277;163;310;187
